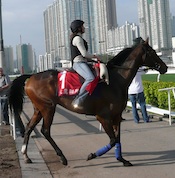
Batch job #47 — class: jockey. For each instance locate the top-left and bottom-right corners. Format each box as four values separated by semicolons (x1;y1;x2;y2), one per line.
70;19;100;109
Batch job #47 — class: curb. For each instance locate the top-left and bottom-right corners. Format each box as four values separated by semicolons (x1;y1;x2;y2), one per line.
15;110;52;178
15;136;52;178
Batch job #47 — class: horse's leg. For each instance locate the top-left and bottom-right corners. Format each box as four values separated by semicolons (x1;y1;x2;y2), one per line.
113;122;132;166
87;115;116;161
21;108;42;163
41;106;68;165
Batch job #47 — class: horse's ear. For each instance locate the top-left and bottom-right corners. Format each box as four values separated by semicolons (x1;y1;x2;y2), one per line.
144;37;149;45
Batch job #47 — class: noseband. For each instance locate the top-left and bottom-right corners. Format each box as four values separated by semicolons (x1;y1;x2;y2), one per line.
151;63;161;70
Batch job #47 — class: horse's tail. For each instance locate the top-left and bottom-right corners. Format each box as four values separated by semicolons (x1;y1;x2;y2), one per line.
8;74;32;116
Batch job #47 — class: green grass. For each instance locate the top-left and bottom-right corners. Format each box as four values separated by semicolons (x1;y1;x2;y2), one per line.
142;74;175;82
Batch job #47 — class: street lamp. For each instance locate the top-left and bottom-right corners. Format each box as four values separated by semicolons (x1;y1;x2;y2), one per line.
0;0;5;69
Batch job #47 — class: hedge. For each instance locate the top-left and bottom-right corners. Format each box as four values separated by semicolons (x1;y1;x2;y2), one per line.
143;81;175;110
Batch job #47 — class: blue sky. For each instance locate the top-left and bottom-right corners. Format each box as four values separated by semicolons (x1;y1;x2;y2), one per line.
2;0;175;57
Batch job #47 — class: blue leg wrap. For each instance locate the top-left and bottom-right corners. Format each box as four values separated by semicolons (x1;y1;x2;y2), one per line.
115;143;122;159
95;144;112;157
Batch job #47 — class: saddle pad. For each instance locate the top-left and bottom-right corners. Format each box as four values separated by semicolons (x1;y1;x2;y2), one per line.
58;70;99;96
58;71;81;96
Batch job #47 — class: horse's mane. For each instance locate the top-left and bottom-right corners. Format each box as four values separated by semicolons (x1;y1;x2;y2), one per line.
107;47;134;67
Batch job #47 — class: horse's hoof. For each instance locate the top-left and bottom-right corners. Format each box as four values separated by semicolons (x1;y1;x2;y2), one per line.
24;158;32;164
87;153;97;161
123;161;133;167
117;157;133;167
60;156;68;165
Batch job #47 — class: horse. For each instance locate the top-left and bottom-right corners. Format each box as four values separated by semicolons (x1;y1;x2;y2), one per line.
8;38;167;166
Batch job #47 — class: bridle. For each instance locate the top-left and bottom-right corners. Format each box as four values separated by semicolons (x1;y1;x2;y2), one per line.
109;44;161;71
142;45;161;71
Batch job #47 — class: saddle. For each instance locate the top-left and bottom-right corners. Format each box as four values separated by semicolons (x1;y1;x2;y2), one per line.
58;62;109;96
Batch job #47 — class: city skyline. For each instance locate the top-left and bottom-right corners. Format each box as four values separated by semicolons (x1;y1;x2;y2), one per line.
2;0;175;57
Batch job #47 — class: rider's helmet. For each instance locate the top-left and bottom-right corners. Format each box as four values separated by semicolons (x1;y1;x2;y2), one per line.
70;20;84;33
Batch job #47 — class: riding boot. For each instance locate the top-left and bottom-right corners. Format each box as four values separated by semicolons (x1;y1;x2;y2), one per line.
72;91;89;109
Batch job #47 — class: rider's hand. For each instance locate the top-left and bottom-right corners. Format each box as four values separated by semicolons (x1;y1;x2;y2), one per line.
93;55;100;62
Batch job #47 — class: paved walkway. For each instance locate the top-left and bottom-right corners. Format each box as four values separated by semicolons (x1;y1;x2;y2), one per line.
15;101;175;178
15;137;52;178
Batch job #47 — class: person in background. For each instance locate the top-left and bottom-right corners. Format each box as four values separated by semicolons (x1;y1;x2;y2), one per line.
128;37;151;123
128;67;150;123
70;19;100;109
0;68;11;125
132;37;145;48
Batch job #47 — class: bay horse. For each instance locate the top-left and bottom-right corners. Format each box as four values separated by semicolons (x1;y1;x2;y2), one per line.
8;38;167;166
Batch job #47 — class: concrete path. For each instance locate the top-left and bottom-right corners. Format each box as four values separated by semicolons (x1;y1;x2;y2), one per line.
16;100;175;178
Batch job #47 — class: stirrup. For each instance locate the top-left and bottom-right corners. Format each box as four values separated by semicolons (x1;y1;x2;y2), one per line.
73;103;83;110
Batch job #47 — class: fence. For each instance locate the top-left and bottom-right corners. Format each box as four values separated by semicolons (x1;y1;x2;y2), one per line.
126;87;175;126
99;88;175;131
1;89;175;136
158;87;175;125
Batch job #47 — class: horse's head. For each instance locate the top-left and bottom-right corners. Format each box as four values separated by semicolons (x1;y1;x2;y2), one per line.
141;38;168;74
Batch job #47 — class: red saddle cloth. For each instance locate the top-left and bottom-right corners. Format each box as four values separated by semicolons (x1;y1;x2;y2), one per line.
58;71;99;96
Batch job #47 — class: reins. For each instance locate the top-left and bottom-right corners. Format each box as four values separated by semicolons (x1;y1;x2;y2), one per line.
111;61;160;71
110;65;134;70
108;44;147;70
111;65;150;72
108;42;161;72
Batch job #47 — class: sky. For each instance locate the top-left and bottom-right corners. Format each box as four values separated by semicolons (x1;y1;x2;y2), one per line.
2;0;175;57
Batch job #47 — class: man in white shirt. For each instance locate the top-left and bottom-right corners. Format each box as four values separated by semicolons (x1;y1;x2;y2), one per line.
128;67;150;123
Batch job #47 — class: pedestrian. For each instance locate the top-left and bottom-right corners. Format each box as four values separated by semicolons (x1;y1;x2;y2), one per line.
0;68;11;125
128;67;150;123
132;37;145;48
70;19;100;109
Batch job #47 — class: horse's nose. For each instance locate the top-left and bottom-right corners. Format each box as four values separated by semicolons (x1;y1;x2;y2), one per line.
160;65;168;74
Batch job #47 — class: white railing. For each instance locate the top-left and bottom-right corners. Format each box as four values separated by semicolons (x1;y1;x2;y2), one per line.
0;96;16;139
158;87;175;126
99;87;175;131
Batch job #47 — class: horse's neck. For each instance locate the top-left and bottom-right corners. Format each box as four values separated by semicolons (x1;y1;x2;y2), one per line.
110;50;143;88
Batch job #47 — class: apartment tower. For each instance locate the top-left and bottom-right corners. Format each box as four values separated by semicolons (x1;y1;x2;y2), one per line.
43;0;117;65
138;0;172;54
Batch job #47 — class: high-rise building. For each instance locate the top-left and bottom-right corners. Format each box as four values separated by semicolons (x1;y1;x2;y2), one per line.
138;0;172;54
107;22;140;55
43;0;117;65
38;53;52;72
4;46;14;74
16;43;33;74
93;0;117;54
38;55;44;72
172;16;175;37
